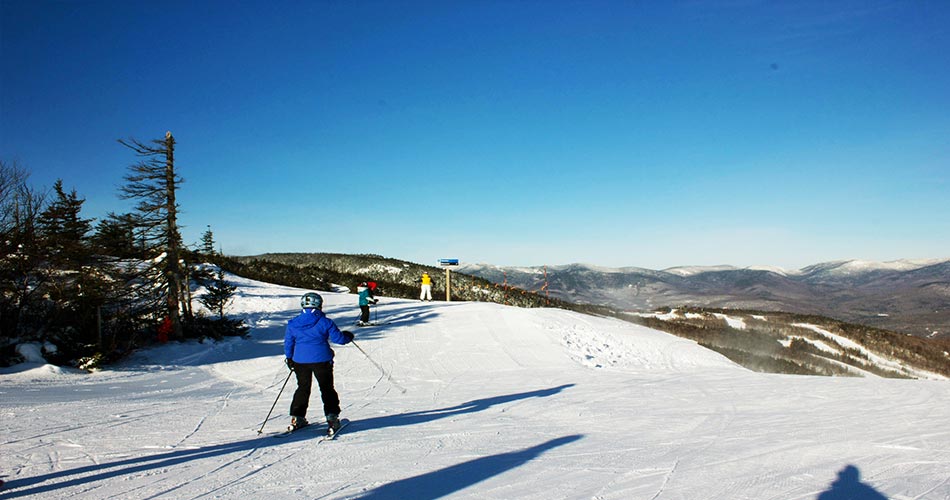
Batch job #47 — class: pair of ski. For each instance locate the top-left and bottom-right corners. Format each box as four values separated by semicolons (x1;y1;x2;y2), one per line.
355;321;391;327
273;418;350;441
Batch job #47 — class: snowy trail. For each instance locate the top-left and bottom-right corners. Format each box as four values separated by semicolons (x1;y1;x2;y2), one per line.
2;279;950;499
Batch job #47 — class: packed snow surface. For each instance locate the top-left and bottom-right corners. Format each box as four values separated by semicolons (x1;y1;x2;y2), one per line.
2;274;949;499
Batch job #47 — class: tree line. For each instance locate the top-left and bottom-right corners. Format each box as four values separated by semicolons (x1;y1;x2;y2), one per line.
228;252;574;308
1;133;242;369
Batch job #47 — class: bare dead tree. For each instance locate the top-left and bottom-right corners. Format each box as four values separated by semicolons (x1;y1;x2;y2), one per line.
0;160;47;340
118;132;185;340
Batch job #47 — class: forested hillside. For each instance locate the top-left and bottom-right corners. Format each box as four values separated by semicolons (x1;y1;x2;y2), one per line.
227;253;569;309
627;307;950;379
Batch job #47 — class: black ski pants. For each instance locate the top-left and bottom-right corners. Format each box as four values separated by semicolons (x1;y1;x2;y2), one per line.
290;361;340;419
360;305;371;323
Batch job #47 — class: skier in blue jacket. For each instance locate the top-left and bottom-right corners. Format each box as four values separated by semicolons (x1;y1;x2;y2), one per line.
284;292;353;435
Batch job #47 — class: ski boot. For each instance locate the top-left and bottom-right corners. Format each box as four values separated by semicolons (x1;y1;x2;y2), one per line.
289;416;309;432
326;413;341;437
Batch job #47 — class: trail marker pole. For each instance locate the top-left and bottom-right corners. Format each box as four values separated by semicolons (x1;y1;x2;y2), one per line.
438;258;459;302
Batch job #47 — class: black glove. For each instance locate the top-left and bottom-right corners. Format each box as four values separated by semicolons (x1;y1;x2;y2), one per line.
372;299;379;304
285;358;295;370
342;330;354;343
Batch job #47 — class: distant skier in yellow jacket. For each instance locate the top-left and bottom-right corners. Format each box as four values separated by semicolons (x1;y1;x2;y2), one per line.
419;272;432;301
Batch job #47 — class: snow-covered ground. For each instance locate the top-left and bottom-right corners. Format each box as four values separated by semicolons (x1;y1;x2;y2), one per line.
2;274;949;499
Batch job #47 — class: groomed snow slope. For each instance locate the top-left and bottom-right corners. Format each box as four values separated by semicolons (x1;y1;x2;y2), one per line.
2;274;949;499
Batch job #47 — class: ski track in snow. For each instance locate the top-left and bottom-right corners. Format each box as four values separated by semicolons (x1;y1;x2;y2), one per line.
2;275;949;499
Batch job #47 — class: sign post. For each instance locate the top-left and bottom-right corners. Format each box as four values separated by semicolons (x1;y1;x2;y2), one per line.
438;259;459;302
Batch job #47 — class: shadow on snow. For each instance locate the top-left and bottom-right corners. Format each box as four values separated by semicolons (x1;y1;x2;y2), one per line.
344;302;461;341
353;435;583;500
1;385;573;498
816;465;888;500
111;301;442;370
349;384;575;432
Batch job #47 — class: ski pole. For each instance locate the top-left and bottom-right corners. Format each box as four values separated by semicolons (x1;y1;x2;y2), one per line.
351;339;407;394
258;367;294;434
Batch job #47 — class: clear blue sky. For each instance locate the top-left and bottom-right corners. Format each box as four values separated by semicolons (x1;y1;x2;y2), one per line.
2;0;948;270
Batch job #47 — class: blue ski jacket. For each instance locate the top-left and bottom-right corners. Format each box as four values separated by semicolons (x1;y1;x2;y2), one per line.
284;309;351;363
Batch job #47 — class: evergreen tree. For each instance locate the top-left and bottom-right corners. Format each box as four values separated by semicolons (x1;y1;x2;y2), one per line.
92;212;142;258
118;131;186;340
200;225;216;257
198;268;237;319
34;180;113;356
38;179;93;267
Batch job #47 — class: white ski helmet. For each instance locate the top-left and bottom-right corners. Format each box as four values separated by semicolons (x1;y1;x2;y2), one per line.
301;292;323;310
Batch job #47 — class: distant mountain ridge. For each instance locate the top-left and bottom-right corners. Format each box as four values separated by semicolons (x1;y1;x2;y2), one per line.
457;258;950;338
